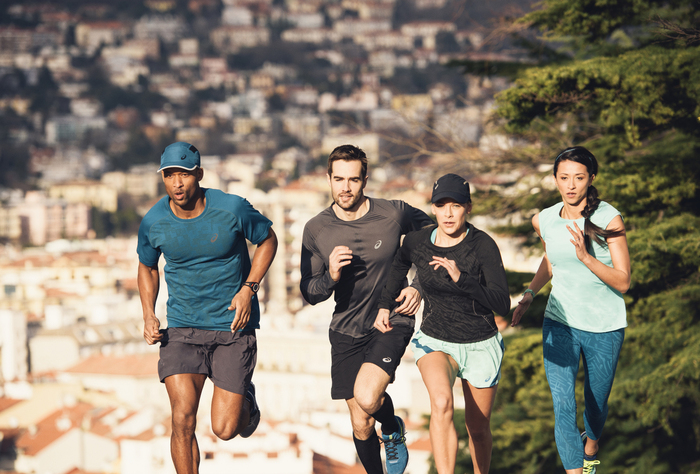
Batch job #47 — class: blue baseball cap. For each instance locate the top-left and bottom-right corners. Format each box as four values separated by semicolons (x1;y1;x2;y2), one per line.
157;142;201;172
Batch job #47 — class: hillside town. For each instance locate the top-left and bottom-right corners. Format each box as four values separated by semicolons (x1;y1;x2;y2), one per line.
0;0;544;472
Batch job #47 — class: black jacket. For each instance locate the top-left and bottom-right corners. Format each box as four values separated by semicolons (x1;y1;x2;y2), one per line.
378;223;510;344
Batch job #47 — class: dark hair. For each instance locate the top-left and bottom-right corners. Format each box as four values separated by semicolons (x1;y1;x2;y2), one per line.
553;146;624;247
328;145;368;180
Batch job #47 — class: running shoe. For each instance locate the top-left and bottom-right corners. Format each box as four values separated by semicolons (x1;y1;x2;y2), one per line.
240;382;260;438
583;459;600;474
581;431;599;474
381;416;409;474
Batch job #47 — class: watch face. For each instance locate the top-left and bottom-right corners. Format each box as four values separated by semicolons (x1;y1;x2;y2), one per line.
247;282;259;293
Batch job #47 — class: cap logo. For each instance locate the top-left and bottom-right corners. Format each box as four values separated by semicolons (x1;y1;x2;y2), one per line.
434;182;439;189
180;155;187;160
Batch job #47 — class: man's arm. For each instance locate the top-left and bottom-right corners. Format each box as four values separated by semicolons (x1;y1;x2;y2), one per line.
138;261;162;345
299;224;339;305
229;227;278;331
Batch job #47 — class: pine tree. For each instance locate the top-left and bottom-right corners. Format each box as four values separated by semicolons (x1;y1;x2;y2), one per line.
456;0;700;472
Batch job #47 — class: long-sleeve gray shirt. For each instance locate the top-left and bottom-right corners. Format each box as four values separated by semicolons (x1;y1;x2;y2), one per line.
300;198;433;337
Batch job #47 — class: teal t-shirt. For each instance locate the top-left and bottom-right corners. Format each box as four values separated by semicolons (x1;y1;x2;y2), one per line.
539;201;627;333
137;188;272;331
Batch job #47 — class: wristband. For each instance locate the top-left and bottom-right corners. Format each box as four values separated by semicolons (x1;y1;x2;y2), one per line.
522;288;535;298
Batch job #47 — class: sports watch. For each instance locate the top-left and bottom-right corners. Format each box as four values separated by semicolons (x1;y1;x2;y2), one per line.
243;281;260;294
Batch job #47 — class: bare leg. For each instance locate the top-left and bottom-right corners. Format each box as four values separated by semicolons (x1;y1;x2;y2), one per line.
353;362;392;416
347;397;377;440
585;438;599;458
461;379;498;474
210;385;248;440
416;351;460;474
165;373;207;474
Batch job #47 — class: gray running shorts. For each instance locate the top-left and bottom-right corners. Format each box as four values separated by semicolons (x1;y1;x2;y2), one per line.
158;327;256;395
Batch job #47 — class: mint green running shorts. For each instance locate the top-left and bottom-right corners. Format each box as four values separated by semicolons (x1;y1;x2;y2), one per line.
411;330;504;388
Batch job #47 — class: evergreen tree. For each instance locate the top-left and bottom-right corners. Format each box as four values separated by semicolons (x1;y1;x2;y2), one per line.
453;0;700;472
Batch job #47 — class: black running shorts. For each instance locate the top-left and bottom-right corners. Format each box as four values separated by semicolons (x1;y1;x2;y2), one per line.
329;325;413;400
158;327;256;395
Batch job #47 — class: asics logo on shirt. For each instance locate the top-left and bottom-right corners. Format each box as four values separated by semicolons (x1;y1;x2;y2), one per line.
211;234;218;242
383;357;392;363
374;240;382;249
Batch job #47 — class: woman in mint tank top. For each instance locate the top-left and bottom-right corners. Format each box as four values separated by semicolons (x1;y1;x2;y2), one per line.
511;147;631;474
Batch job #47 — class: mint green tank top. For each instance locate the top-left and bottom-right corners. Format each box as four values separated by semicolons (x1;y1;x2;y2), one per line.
539;201;627;333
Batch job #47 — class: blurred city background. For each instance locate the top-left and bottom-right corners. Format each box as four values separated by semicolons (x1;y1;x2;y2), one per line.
1;0;699;473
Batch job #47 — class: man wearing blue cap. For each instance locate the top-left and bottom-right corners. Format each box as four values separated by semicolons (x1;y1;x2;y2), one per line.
137;142;278;474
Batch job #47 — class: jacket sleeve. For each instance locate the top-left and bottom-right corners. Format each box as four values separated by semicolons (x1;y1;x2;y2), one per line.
454;237;511;316
378;237;414;310
299;224;337;305
399;203;432;295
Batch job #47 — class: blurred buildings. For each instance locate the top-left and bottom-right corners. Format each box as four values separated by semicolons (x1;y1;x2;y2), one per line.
0;0;542;472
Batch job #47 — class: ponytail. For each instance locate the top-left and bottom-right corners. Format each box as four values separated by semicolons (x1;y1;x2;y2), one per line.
581;185;623;248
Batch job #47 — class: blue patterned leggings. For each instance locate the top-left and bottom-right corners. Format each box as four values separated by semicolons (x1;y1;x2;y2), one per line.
542;318;624;470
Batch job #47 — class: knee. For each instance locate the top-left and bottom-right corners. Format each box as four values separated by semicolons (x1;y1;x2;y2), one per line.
211;415;240;441
171;409;197;436
354;389;381;415
466;424;492;445
350;412;375;438
430;392;454;419
551;393;577;417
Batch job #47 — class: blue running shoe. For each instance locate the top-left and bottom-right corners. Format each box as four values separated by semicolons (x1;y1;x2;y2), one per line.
381;416;408;474
240;382;260;438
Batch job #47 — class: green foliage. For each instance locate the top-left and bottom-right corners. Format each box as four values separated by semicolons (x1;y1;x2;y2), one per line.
520;0;700;47
446;1;700;473
491;330;560;472
496;46;700;146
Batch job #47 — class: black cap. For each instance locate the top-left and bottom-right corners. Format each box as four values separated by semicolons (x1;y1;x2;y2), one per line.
431;173;471;203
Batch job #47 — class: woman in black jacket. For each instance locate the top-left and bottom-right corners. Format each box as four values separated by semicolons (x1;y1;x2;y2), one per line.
374;173;510;474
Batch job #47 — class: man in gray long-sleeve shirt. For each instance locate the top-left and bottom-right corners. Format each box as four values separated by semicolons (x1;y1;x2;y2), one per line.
300;145;433;474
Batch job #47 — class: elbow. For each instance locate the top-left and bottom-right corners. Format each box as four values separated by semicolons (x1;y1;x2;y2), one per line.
617;272;631;294
618;280;631;294
299;282;320;305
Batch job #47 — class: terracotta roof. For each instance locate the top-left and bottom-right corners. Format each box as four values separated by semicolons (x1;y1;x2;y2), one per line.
0;397;22;413
64;468;104;474
15;402;114;456
408;435;432;451
45;288;79;298
312;452;366;474
64;353;159;377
